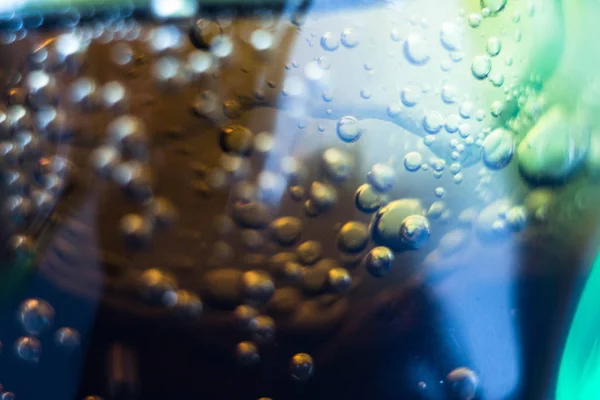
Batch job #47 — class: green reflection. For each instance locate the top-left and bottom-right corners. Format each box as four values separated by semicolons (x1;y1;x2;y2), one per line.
557;254;600;400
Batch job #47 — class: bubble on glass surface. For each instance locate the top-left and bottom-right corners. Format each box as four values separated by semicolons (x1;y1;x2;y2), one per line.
232;200;271;229
435;187;446;198
403;34;429;65
364;246;394;277
146;196;178;228
220;125;253;155
101;81;128;110
390;29;402;42
399;215;431;249
367;163;395;192
444;114;459;133
355;183;385;213
336;116;362;143
235;341;259;366
506;205;527;232
296;240;322;265
471;55;491;80
249;315;275;343
320;32;339;51
187;50;213;77
489;72;505;87
322;91;333;102
441;84;457;104
428;200;447;219
360;89;372;100
404;151;423;171
1;393;15;400
139;268;177;306
120;213;153;248
110;42;133;65
269;217;303;246
108;115;148;160
25;71;58;109
242;270;275;304
308;181;337;212
4;196;32;227
482;128;514;169
490;100;505;118
322;148;354;182
438;229;469;256
468;13;482;28
55;327;81;350
423;111;444;134
327;267;352;293
148;25;183;53
15;336;41;363
475;199;511;240
18;298;55;336
250;29;273;51
290;353;314;382
440;22;461;51
152;56;185;86
234;304;259;330
446;367;479;400
401;86;420;107
486;36;502;57
341;28;359;48
337;221;369;254
211;35;233;58
371;199;424;251
69;77;98;108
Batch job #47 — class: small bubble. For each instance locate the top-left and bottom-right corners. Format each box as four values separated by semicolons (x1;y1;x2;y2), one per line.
242;270;275;304
296;240;322;265
355;184;385;213
367;163;395;192
440;22;461;51
446;367;479;400
404;34;430;65
290;353;314;382
120;214;153;248
482;128;514;169
390;29;402;42
323;148;354;182
320;32;339;51
360;89;371;99
341;28;359;48
55;327;80;350
15;336;41;363
336;116;362;143
404;152;423;171
441;84;457;104
489;72;505;87
468;13;482;28
490;100;505;117
18;298;55;336
423;111;444;134
435;187;446;198
249;315;276;343
400;215;431;249
211;35;233;58
269;217;303;246
337;221;369;253
327;267;352;293
364;246;394;277
401;87;420;107
250;29;273;51
486;36;502;57
235;341;260;366
471;55;491;80
481;0;507;14
139;268;177;306
506;206;527;231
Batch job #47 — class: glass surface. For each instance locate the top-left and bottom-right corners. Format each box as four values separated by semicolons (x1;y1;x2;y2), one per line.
0;0;598;399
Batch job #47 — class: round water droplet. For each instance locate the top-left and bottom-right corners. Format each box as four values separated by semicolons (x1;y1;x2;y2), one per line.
327;267;352;293
471;55;491;80
441;84;457;104
337;221;369;253
120;213;153;248
401;87;420;107
242;270;275;304
249;315;276;343
235;341;260;366
367;163;395;192
435;187;446;198
364;246;394;277
211;35;233;58
468;13;482;28
320;32;339;51
15;336;41;363
355;184;385;213
18;298;55;336
440;22;461;51
404;152;423;171
336;116;362;143
322;148;354;182
139;268;177;306
486;36;502;57
341;28;359;48
446;367;479;400
308;182;337;212
296;240;322;265
489;72;504;87
55;327;80;350
490;100;505;117
400;215;431;249
404;34;429;65
250;29;273;51
269;217;302;246
482;128;514;169
290;353;314;382
371;199;425;251
481;0;507;14
220;125;253;155
423;111;444;133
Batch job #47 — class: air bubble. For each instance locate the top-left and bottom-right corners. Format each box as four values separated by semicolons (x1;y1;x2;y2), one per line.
341;28;359;48
423;111;444;133
18;298;55;336
404;34;429;65
15;336;40;363
446;367;479;400
290;353;314;382
367;163;395;192
404;152;423;171
471;55;491;80
486;37;502;57
400;215;431;249
364;246;394;277
355;184;385;213
320;32;339;51
440;23;461;51
336;116;362;143
337;221;369;253
322;148;354;182
327;268;352;293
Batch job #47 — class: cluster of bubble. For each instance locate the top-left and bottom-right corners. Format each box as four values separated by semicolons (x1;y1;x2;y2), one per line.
15;298;81;365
